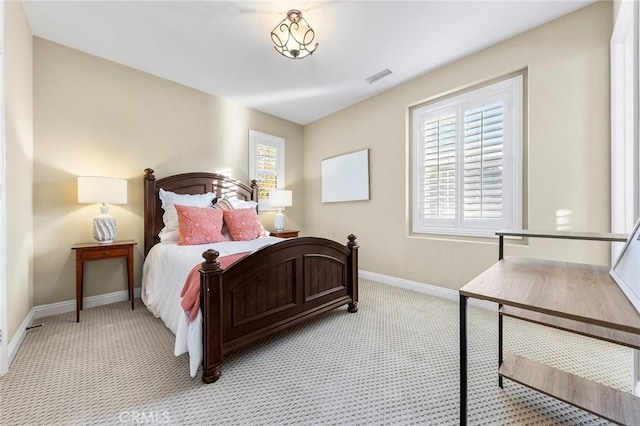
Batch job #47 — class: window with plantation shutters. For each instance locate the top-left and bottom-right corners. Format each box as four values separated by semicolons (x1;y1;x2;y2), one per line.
249;130;285;211
412;76;523;237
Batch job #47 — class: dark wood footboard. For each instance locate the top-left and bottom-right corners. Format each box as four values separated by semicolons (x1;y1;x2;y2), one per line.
199;235;359;383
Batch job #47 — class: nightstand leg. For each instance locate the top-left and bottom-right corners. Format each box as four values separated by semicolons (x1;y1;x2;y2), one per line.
75;259;83;322
127;247;134;310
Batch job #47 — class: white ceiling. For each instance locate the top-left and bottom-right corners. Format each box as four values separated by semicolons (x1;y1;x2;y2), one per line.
22;0;596;125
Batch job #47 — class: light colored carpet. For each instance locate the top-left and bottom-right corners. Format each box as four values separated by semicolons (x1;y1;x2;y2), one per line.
0;279;632;425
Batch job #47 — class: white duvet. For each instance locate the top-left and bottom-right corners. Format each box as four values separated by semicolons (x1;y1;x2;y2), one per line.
141;237;281;377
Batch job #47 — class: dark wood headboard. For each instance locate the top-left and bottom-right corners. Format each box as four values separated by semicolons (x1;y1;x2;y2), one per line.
143;168;258;257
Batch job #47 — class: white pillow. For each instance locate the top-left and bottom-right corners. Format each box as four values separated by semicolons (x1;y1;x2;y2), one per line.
158;228;179;243
227;197;258;210
159;189;216;241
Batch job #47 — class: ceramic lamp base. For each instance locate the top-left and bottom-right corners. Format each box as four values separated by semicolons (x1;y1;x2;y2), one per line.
93;213;117;244
274;208;286;231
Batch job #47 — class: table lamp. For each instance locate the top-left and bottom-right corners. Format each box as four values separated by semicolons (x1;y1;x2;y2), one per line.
268;189;292;231
77;176;128;244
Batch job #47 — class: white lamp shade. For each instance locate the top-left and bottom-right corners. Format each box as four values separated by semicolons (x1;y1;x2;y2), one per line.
78;176;127;244
268;189;292;207
78;176;128;205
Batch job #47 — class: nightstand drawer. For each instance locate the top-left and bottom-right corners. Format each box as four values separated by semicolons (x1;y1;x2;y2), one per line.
81;247;129;260
270;230;299;238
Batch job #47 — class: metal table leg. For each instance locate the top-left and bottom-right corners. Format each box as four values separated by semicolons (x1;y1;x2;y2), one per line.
460;294;468;425
498;303;503;388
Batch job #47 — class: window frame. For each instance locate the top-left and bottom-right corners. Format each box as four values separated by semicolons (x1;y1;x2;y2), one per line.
249;130;285;211
411;75;523;237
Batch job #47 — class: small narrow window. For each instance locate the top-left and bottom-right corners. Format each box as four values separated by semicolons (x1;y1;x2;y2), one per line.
249;130;285;210
411;75;523;237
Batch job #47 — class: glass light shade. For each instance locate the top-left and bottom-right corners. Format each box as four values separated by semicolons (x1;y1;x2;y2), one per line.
271;9;318;59
268;189;293;207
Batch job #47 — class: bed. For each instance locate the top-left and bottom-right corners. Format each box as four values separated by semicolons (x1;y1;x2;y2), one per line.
142;168;359;383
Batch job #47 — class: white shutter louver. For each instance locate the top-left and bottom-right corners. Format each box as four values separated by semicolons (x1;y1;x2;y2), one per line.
463;102;504;221
256;143;279;200
423;115;456;219
249;130;285;210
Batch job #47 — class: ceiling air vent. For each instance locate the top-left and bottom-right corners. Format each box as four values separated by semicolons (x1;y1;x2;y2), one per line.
365;68;392;84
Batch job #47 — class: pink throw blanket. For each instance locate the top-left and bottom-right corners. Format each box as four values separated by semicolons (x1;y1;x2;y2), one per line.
180;252;250;323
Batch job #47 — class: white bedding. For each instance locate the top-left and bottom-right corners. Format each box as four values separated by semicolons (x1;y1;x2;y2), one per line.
141;237;282;377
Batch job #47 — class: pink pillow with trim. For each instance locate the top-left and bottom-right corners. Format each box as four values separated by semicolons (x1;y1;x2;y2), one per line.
223;208;265;241
175;204;226;245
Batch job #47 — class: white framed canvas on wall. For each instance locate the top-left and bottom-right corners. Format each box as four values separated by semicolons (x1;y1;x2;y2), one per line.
610;217;640;315
321;149;370;203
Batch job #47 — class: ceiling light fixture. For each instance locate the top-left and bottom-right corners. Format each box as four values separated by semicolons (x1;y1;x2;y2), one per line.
271;9;318;59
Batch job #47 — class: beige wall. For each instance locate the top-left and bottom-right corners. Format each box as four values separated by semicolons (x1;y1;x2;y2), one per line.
5;0;34;341
33;38;304;305
303;2;613;291
613;0;621;22
26;1;617;304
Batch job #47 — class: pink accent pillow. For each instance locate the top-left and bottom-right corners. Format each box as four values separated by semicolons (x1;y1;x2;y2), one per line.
175;205;226;245
223;208;265;241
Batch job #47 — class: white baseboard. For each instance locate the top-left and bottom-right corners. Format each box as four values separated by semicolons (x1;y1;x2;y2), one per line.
634;349;640;396
7;307;35;370
0;345;5;376
34;287;142;319
358;270;497;311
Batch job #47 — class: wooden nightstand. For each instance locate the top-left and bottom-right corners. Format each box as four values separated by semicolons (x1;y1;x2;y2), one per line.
71;240;137;322
270;230;299;238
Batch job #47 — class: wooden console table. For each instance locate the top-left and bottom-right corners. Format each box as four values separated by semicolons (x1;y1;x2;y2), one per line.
459;230;640;425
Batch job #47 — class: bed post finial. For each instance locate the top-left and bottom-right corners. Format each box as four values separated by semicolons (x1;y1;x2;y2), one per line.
144;168;155;180
201;249;222;271
347;234;358;247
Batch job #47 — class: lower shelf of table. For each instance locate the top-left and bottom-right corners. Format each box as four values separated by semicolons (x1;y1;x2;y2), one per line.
499;351;640;425
500;306;640;350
